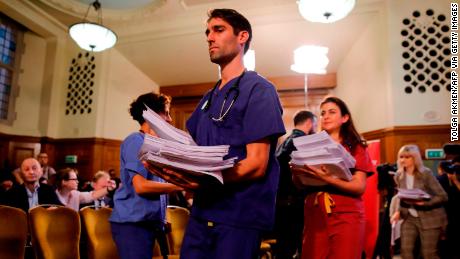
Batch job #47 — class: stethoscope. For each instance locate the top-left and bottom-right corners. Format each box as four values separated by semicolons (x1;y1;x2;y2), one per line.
201;71;245;122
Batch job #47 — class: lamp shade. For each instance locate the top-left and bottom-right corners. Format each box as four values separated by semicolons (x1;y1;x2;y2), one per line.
291;45;329;74
69;22;117;52
298;0;356;23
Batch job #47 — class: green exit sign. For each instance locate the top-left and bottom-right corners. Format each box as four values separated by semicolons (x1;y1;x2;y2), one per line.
65;155;78;164
425;149;445;159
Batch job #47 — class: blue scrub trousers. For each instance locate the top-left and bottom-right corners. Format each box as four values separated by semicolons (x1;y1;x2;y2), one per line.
180;216;262;259
111;221;167;259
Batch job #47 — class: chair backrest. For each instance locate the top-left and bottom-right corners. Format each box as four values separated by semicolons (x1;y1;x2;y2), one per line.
166;205;190;255
80;207;119;259
29;206;80;259
0;205;28;259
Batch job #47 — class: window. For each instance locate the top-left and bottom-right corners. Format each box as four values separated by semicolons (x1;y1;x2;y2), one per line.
0;13;24;124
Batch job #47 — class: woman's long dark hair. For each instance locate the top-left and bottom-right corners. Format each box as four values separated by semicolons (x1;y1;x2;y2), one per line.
320;97;367;151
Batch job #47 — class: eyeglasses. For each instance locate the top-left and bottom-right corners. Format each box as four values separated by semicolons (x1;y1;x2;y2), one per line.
67;178;79;181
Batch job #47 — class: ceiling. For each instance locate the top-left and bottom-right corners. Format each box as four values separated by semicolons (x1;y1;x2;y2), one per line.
33;0;384;86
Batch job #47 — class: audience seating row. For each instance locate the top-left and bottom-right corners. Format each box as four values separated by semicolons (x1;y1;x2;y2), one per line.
0;205;190;259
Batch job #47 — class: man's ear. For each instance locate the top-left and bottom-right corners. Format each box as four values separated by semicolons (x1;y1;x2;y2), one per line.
304;120;312;133
238;31;249;45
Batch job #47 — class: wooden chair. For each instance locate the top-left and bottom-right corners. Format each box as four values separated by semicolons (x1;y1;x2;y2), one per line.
260;240;272;259
80;206;119;259
166;205;190;256
29;206;80;259
0;205;28;259
153;205;189;259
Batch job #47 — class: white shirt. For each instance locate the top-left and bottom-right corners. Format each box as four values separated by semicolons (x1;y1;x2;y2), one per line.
56;190;94;211
26;183;40;209
406;174;419;217
94;197;108;208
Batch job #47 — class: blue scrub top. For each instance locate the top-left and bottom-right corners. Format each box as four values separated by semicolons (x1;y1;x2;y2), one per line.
110;132;167;224
186;71;286;230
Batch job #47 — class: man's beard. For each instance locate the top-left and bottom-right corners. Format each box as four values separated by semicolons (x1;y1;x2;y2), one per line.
210;49;238;65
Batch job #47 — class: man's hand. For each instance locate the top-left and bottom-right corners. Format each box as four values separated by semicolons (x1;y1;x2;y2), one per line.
106;179;117;191
142;161;200;190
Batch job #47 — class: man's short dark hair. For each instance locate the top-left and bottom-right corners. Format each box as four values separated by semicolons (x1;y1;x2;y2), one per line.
293;110;316;126
207;8;252;53
129;92;171;125
444;144;460;156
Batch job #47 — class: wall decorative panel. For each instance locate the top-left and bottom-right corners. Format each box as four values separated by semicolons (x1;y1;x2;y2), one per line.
400;9;450;94
65;52;96;115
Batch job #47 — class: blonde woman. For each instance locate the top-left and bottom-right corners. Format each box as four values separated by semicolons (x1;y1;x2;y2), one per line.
390;144;447;259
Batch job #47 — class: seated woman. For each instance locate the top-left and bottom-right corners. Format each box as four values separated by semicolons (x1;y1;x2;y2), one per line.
55;168;115;211
390;144;447;259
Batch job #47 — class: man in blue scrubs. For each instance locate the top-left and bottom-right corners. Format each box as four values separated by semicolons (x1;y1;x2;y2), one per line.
150;8;286;259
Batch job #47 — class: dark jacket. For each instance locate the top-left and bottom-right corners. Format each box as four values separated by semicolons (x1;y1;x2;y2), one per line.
275;129;306;201
2;183;62;212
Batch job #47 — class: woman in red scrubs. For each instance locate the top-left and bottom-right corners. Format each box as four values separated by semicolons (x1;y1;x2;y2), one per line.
294;97;374;259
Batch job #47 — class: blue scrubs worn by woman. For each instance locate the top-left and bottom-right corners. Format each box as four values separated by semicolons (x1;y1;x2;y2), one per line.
110;92;182;259
179;9;285;259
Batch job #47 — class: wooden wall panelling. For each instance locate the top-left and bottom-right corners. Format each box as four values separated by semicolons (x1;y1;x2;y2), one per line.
0;139;10;170
39;138;57;168
161;74;337;133
362;125;452;163
52;138;95;181
95;139;122;177
270;73;336;91
9;142;40;169
51;138;122;182
0;133;122;181
161;73;337;98
169;98;201;131
278;89;333;141
0;134;41;169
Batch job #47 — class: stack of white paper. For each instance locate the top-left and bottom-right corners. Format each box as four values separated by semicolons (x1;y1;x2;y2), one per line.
290;131;356;186
142;106;196;145
140;108;236;184
397;188;431;200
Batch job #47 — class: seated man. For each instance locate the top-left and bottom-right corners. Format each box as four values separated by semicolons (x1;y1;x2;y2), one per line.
37;152;57;186
80;170;115;209
2;158;62;212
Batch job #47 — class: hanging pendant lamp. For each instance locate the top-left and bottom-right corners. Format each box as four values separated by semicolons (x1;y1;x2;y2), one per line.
297;0;356;23
69;0;117;52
